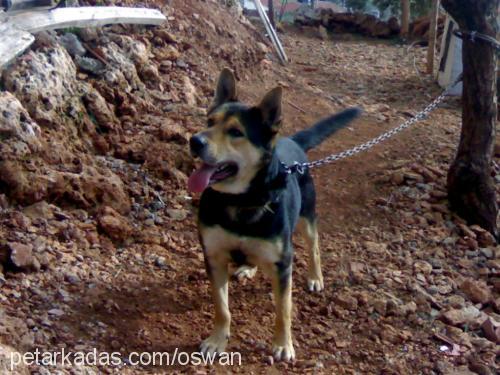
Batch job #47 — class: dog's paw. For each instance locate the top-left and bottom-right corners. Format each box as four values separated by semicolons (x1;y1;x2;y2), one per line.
233;265;257;280
200;333;229;355
307;277;324;292
272;341;295;362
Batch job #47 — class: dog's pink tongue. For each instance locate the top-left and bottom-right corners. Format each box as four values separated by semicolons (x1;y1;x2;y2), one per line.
188;164;217;193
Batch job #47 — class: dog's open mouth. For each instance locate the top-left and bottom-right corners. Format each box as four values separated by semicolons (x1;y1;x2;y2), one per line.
188;161;238;193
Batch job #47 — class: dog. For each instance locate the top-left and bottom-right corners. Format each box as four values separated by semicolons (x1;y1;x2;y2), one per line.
188;68;361;361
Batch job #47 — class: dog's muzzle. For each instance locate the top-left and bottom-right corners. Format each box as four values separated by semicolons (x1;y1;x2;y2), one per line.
190;135;208;158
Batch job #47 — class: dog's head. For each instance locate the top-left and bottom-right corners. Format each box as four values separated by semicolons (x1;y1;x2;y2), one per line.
188;68;282;194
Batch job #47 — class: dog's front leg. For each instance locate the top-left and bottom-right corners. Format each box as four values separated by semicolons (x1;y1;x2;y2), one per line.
200;256;231;355
270;262;295;361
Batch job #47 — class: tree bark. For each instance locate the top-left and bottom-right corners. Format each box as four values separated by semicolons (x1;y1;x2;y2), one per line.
401;0;410;36
268;0;275;28
441;0;499;239
426;0;440;74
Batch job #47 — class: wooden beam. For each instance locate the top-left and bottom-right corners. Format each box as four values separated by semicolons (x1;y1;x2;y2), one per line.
7;6;166;33
0;22;34;68
426;0;440;74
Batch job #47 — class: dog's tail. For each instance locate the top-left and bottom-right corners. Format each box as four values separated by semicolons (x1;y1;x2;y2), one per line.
291;107;362;152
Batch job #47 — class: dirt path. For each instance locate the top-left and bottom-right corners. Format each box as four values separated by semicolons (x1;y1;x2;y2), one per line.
0;3;498;374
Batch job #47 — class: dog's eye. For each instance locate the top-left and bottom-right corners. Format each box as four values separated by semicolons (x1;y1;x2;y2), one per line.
227;128;244;138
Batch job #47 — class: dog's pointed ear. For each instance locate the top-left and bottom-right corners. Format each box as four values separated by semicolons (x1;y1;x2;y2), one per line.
257;86;282;132
209;68;237;113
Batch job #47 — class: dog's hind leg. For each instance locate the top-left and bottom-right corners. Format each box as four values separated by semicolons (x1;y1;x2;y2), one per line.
200;257;231;355
297;218;324;292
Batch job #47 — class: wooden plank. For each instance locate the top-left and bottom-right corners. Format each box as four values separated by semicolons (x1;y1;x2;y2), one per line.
0;22;35;69
7;6;166;33
426;0;440;74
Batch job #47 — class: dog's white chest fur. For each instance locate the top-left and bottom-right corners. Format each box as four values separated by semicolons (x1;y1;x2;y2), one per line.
201;225;283;267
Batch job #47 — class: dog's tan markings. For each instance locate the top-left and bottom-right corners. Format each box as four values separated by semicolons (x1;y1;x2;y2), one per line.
269;267;295;361
200;224;285;355
201;225;283;265
297;218;324;292
200;258;231;355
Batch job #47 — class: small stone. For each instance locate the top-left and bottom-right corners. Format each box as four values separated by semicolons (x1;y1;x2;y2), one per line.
167;208;188;221
414;260;432;275
441;306;482;326
445;295;466;309
264;356;274;366
334;293;358;311
318;25;328;40
460;279;492;304
155;256;166;268
65;273;80;285
48;309;64;317
7;242;35;270
479;248;493;259
97;206;132;242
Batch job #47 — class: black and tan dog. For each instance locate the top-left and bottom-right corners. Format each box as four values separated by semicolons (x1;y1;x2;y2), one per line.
188;68;360;361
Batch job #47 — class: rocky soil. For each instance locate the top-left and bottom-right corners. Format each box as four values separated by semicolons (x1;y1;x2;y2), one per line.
0;1;498;374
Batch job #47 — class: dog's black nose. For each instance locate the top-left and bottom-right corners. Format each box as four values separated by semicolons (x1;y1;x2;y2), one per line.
190;135;207;156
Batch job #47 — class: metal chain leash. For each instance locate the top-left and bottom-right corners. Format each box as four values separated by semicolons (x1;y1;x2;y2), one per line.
453;30;500;53
282;76;463;175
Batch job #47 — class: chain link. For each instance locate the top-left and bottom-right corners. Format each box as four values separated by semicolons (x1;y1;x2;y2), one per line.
453;30;500;52
282;77;462;175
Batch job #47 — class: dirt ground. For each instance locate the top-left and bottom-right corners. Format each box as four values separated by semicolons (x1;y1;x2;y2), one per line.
0;1;498;374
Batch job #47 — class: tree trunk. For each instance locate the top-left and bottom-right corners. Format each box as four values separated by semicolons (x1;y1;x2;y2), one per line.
401;0;410;36
268;0;275;28
441;0;499;240
426;0;440;74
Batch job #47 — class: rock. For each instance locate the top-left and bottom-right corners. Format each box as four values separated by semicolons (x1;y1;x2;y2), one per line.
182;76;198;106
77;28;101;42
0;92;42;158
59;32;86;57
318;25;328;40
48;308;65;317
7;242;35;270
154;29;178;44
477;231;496;247
75;56;106;75
159;120;188;144
164;45;180;61
414;260;433;275
379;324;411;344
481;317;500;343
334;293;358;311
0;344;29;375
460;279;492;304
139;63;160;83
166;208;188;221
82;88;118;132
373;299;387;316
256;42;269;55
441;306;483;326
155;256;167;268
391;171;405;185
97;206;132;242
445;295;466;309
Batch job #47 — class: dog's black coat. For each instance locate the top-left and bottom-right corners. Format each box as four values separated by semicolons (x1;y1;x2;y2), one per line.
198;106;361;288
